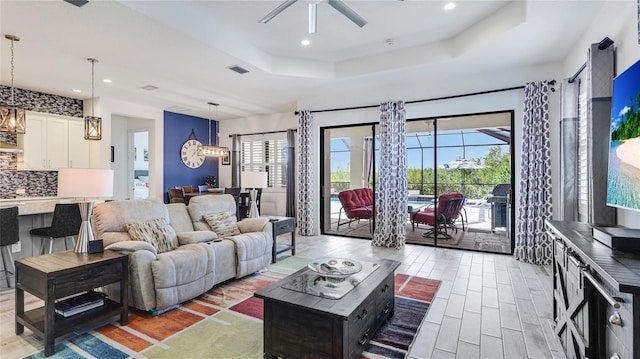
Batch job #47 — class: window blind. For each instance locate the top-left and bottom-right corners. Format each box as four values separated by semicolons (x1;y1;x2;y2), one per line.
577;77;589;222
241;138;288;188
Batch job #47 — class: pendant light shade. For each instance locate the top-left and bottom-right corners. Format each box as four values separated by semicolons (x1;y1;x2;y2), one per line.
0;35;26;134
198;102;228;157
84;58;102;140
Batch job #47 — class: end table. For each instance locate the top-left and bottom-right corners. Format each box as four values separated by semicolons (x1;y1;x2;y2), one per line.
15;250;128;357
265;216;296;263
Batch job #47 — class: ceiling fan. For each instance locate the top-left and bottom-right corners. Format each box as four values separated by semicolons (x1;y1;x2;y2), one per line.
258;0;367;34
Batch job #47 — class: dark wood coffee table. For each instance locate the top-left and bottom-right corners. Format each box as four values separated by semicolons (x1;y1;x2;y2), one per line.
15;250;129;357
254;258;400;359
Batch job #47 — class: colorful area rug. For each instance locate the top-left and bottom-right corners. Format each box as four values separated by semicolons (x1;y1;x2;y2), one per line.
22;257;439;359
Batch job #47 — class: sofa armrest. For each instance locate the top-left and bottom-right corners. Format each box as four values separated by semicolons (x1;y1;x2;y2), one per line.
237;217;269;233
177;231;219;245
105;240;158;256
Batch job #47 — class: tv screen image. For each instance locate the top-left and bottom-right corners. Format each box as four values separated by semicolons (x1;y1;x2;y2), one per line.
607;59;640;211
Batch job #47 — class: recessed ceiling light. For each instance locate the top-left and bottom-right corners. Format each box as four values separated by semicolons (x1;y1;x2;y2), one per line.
72;89;81;93
103;79;112;83
443;2;456;10
301;39;311;46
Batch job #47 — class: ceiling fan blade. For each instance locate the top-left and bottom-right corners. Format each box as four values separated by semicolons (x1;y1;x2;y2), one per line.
308;2;317;33
327;0;367;28
258;0;298;24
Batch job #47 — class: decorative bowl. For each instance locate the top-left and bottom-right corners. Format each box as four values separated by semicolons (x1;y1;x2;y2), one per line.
307;257;362;280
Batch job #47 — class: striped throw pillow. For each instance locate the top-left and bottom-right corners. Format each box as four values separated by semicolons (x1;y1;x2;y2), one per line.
203;212;241;237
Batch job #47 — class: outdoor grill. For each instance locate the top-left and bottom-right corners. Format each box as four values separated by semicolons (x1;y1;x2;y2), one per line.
488;183;510;233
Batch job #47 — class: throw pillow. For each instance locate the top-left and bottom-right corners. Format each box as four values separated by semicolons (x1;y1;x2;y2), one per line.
203;212;241;237
124;218;179;253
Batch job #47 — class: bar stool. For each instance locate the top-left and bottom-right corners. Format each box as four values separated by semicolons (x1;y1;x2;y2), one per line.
29;203;81;254
0;206;19;287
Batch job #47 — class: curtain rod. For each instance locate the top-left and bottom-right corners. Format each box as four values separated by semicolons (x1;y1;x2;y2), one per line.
228;128;296;138
568;62;586;84
294;85;528;115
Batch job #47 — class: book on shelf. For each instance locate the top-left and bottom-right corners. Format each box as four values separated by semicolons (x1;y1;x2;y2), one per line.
55;291;105;318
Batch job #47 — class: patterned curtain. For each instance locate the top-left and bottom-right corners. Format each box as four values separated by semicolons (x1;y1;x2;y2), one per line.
515;81;552;265
286;129;296;218
372;101;407;249
231;134;241;188
297;111;315;236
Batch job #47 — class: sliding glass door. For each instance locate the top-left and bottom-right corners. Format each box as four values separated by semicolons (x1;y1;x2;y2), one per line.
321;124;377;239
320;111;514;254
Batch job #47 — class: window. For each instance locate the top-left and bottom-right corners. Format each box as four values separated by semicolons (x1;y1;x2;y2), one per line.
241;137;288;188
577;77;589;222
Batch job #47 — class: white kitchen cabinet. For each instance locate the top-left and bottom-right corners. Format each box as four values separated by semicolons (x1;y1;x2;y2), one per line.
21;114;84;170
68;120;90;168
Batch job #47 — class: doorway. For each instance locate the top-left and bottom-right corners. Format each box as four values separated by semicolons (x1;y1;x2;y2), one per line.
132;131;149;199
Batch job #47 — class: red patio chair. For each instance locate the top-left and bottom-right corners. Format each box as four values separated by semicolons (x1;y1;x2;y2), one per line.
337;188;374;232
412;192;465;238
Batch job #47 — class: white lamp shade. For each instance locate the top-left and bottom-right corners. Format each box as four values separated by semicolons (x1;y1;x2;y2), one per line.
57;168;114;198
241;171;267;189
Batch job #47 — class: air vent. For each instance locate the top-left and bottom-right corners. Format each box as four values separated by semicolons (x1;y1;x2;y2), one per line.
227;65;250;74
64;0;89;7
141;85;159;91
166;106;192;113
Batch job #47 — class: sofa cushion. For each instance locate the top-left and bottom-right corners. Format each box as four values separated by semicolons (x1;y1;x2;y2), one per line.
229;232;272;278
166;203;195;233
204;212;241;237
92;198;171;247
188;194;237;231
105;240;157;255
151;243;215;310
177;231;218;245
124;218;179;253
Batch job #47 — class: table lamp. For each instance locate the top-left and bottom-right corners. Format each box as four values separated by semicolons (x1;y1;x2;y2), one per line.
57;168;114;253
241;171;267;218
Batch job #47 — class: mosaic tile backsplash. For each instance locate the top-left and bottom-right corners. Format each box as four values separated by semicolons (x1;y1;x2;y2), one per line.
0;85;80;198
0;153;58;199
0;85;83;117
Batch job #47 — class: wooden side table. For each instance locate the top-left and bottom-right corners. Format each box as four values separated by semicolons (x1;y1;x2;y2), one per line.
267;216;296;263
15;250;128;357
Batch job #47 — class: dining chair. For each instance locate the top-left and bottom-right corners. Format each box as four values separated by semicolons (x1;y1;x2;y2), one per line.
168;188;186;204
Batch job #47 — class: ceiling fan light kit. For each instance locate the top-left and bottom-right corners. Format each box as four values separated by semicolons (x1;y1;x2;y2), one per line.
260;0;367;34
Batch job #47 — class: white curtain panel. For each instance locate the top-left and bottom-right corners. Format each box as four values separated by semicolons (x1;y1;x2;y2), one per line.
372;101;408;249
362;137;374;188
297;110;315;236
515;81;552;265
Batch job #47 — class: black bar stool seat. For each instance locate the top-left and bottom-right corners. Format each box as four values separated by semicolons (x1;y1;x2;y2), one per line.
0;206;19;287
29;203;81;254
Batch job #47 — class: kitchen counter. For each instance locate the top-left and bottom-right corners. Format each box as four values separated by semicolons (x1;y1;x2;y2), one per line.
0;197;98;215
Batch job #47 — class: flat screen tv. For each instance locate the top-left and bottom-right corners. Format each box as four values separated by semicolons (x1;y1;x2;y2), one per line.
607;59;640;211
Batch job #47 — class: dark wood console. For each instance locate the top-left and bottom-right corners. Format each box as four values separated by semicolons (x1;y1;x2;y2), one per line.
547;220;640;359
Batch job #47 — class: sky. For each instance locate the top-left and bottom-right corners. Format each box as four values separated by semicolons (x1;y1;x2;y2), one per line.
330;130;509;172
611;59;640;133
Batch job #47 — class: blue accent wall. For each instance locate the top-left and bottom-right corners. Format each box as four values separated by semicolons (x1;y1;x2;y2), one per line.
163;111;219;202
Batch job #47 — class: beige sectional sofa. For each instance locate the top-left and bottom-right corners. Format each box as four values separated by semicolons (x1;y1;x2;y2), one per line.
91;194;273;313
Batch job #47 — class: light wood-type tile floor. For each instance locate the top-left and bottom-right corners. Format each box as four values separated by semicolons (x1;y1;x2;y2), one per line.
0;234;566;359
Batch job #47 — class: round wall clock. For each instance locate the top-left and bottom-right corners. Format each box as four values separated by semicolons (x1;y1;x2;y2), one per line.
181;139;205;168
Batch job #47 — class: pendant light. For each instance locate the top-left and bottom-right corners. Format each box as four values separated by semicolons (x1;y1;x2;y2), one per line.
84;58;101;140
0;34;26;134
198;102;227;157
